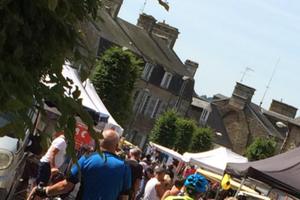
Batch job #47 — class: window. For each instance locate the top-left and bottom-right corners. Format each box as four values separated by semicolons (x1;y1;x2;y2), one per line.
199;109;209;125
156;102;167;117
160;72;172;89
151;99;161;118
132;90;142;112
141;63;154;81
140;95;150;114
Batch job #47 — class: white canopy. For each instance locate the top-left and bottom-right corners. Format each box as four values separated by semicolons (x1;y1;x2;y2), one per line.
59;65;123;135
183;147;248;174
150;142;183;161
83;79;123;135
61;65;98;111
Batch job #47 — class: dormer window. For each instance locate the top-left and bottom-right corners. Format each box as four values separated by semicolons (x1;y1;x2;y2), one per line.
142;63;154;81
161;72;172;89
199;109;210;125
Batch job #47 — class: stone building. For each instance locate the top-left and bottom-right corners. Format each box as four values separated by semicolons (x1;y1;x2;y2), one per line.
83;0;198;148
263;100;300;152
188;82;300;155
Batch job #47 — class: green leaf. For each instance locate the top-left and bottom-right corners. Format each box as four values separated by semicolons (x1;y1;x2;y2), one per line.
48;0;58;11
0;0;102;159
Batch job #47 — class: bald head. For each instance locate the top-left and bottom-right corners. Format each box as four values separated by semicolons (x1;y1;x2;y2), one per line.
100;129;120;153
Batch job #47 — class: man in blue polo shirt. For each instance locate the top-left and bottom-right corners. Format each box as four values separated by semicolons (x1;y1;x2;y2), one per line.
33;129;131;200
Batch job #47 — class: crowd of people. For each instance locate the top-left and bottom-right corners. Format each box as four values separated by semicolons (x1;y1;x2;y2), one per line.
26;128;238;200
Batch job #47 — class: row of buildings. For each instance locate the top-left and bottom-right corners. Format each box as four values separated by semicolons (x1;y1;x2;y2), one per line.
83;0;300;155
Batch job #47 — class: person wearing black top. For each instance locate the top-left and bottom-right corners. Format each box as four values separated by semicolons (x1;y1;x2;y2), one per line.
126;148;144;200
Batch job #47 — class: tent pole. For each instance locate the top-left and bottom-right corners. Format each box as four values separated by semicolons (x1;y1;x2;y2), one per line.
234;177;246;198
214;186;220;200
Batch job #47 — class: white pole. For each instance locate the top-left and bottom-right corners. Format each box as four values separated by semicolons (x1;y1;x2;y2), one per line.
234;178;246;198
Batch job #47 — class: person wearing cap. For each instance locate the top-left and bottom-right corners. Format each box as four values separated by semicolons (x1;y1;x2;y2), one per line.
143;167;167;200
164;173;208;200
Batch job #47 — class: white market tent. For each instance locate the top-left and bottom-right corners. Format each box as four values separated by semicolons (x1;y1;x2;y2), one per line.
183;147;248;174
60;65;123;135
83;79;123;134
150;142;183;161
61;65;98;111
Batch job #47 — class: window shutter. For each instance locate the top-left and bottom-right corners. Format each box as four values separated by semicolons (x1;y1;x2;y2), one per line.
157;101;167;116
145;97;157;117
133;91;143;112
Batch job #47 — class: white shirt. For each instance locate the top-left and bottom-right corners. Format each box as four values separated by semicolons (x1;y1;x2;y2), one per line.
40;135;67;168
143;177;160;200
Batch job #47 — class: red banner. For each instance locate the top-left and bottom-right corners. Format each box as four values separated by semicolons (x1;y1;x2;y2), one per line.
74;122;92;150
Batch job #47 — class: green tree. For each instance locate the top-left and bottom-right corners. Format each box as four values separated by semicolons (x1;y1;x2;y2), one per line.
91;47;142;125
174;118;196;154
189;127;213;153
246;137;277;161
0;0;102;159
149;110;178;148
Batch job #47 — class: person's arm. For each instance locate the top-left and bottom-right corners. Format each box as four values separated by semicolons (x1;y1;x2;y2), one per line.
155;182;166;198
119;195;129;200
49;137;66;169
119;163;132;200
48;147;59;169
45;180;74;196
161;189;171;200
132;164;143;197
131;178;141;199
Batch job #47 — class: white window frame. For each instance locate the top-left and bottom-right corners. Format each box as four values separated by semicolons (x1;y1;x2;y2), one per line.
151;98;161;118
132;90;142;112
142;63;154;81
139;95;150;114
199;109;209;124
160;72;173;89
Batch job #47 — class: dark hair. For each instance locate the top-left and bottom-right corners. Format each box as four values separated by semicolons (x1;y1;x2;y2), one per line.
144;167;154;177
145;167;154;174
174;178;185;188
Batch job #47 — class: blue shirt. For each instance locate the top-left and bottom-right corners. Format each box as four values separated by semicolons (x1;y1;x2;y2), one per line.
69;152;131;200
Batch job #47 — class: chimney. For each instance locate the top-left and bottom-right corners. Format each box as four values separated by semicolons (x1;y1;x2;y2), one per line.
269;100;298;118
229;82;256;110
137;13;157;33
152;21;179;49
102;0;123;18
185;59;199;77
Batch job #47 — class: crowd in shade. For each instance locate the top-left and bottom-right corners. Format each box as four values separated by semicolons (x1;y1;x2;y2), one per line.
26;129;240;200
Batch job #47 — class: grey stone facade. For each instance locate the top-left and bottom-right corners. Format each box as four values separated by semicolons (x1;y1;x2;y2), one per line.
189;82;300;155
82;1;198;148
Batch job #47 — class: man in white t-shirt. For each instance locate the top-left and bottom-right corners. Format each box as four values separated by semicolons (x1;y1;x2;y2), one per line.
36;131;67;186
143;167;166;200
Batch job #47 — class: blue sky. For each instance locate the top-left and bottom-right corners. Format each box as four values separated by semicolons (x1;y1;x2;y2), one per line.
119;0;300;115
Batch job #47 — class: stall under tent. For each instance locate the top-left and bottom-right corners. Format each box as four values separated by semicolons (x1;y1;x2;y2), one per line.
183;147;248;174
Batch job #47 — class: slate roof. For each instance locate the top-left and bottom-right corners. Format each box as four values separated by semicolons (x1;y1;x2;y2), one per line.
151;35;190;76
189;97;232;148
95;9;191;77
247;103;283;139
117;18;191;76
262;109;300;128
206;97;284;146
95;10;139;53
207;103;232;148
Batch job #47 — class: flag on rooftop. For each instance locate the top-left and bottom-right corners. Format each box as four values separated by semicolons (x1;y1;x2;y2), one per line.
158;0;169;11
